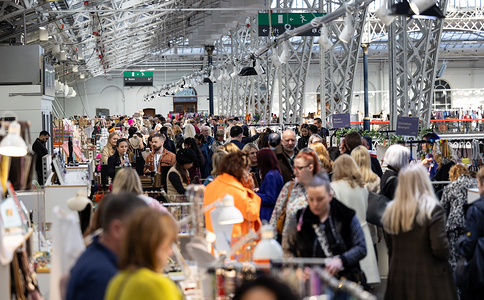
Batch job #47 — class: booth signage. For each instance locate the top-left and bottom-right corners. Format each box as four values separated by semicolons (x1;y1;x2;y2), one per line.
258;13;325;36
332;113;351;128
123;71;153;86
396;116;419;136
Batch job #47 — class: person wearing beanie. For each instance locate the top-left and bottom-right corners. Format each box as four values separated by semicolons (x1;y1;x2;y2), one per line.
166;148;196;199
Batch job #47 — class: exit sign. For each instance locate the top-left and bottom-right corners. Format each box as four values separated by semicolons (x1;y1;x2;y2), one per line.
123;71;153;86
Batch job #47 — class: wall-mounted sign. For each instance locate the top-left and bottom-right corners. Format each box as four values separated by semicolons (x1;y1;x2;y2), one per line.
173;96;197;103
258;13;325;36
332;113;351;128
396;116;419;136
123;71;153;86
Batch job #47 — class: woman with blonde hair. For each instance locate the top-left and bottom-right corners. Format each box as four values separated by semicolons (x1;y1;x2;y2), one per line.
382;164;457;300
331;154;380;285
351;146;380;193
243;143;260;187
183;123;196;139
101;131;119;164
222;142;240;154
104;208;182;300
112;168;170;214
309;142;332;173
203;149;228;186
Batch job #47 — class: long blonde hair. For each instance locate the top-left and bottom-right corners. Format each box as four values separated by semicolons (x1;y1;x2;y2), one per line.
351;146;378;183
332;154;365;188
112;168;143;195
309;142;332;173
382;164;438;235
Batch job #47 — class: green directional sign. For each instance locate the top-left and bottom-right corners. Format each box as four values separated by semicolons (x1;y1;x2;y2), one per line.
258;12;325;36
124;71;153;86
123;71;153;77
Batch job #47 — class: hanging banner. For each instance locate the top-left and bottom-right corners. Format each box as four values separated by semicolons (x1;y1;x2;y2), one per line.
396;116;419;136
332;113;351;128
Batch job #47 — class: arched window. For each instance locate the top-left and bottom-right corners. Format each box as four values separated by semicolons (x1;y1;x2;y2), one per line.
175;87;197;96
433;79;452;110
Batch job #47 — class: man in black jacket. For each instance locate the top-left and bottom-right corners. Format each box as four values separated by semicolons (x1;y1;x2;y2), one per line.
32;131;50;185
274;129;299;184
344;131;383;177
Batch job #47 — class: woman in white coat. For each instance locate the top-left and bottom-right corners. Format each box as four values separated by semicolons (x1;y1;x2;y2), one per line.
331;154;380;285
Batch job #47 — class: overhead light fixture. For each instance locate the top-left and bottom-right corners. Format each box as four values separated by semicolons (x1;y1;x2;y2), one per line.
279;41;291;64
223;69;231;81
80;73;85;79
39;28;48;41
230;66;238;78
0;121;28;157
209;72;217;83
52;44;60;54
60;51;67;61
318;24;333;50
389;0;445;19
375;6;396;26
255;59;265;75
339;12;355;43
217;70;224;82
409;0;436;14
270;51;282;67
217;195;244;225
412;4;445;19
72;65;78;73
253;224;283;260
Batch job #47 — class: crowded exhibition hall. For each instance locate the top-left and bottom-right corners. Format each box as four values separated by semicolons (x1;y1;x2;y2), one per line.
1;0;484;299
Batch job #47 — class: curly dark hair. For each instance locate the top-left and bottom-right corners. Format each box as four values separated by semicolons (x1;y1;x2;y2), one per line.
218;151;250;182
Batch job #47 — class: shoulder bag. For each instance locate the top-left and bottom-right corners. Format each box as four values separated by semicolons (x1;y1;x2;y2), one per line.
276;181;295;235
366;175;396;227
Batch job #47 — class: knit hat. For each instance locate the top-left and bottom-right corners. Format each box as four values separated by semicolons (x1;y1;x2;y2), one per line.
176;148;196;164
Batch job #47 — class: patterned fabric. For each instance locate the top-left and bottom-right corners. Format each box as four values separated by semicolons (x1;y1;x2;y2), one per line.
441;174;477;271
269;180;307;238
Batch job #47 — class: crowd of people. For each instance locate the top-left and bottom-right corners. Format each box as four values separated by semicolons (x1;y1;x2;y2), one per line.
61;113;484;300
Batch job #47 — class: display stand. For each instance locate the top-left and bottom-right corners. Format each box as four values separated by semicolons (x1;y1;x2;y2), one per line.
0;229;33;300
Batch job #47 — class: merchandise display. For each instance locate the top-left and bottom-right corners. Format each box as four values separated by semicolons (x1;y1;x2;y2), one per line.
2;0;484;298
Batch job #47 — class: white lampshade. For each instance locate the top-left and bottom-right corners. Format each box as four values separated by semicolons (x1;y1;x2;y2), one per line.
375;6;396;26
318;24;333;50
230;67;238;79
39;29;48;41
409;0;436;14
0;121;28;157
52;44;60;54
80;73;85;79
217;70;224;82
270;52;282;67
339;13;355;43
72;65;78;73
60;50;67;61
279;41;291;64
217;194;244;225
253;224;283;260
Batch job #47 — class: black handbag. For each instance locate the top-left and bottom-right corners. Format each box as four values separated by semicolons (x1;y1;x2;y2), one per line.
366;192;390;227
455;237;484;290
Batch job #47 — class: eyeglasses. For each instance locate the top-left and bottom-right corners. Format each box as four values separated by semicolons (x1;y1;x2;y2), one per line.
294;164;311;171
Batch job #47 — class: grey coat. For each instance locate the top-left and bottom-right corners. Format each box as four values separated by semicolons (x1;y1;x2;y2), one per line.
384;204;458;300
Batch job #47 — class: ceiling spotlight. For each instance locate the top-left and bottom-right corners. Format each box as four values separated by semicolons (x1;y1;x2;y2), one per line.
209;72;217;83
255;59;265;75
72;65;78;72
230;66;238;79
409;0;436;14
39;28;48;41
60;50;67;61
318;24;333;50
223;69;231;81
270;51;282;68
375;6;396;26
279;41;291;64
80;73;85;79
217;70;224;82
339;12;355;43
